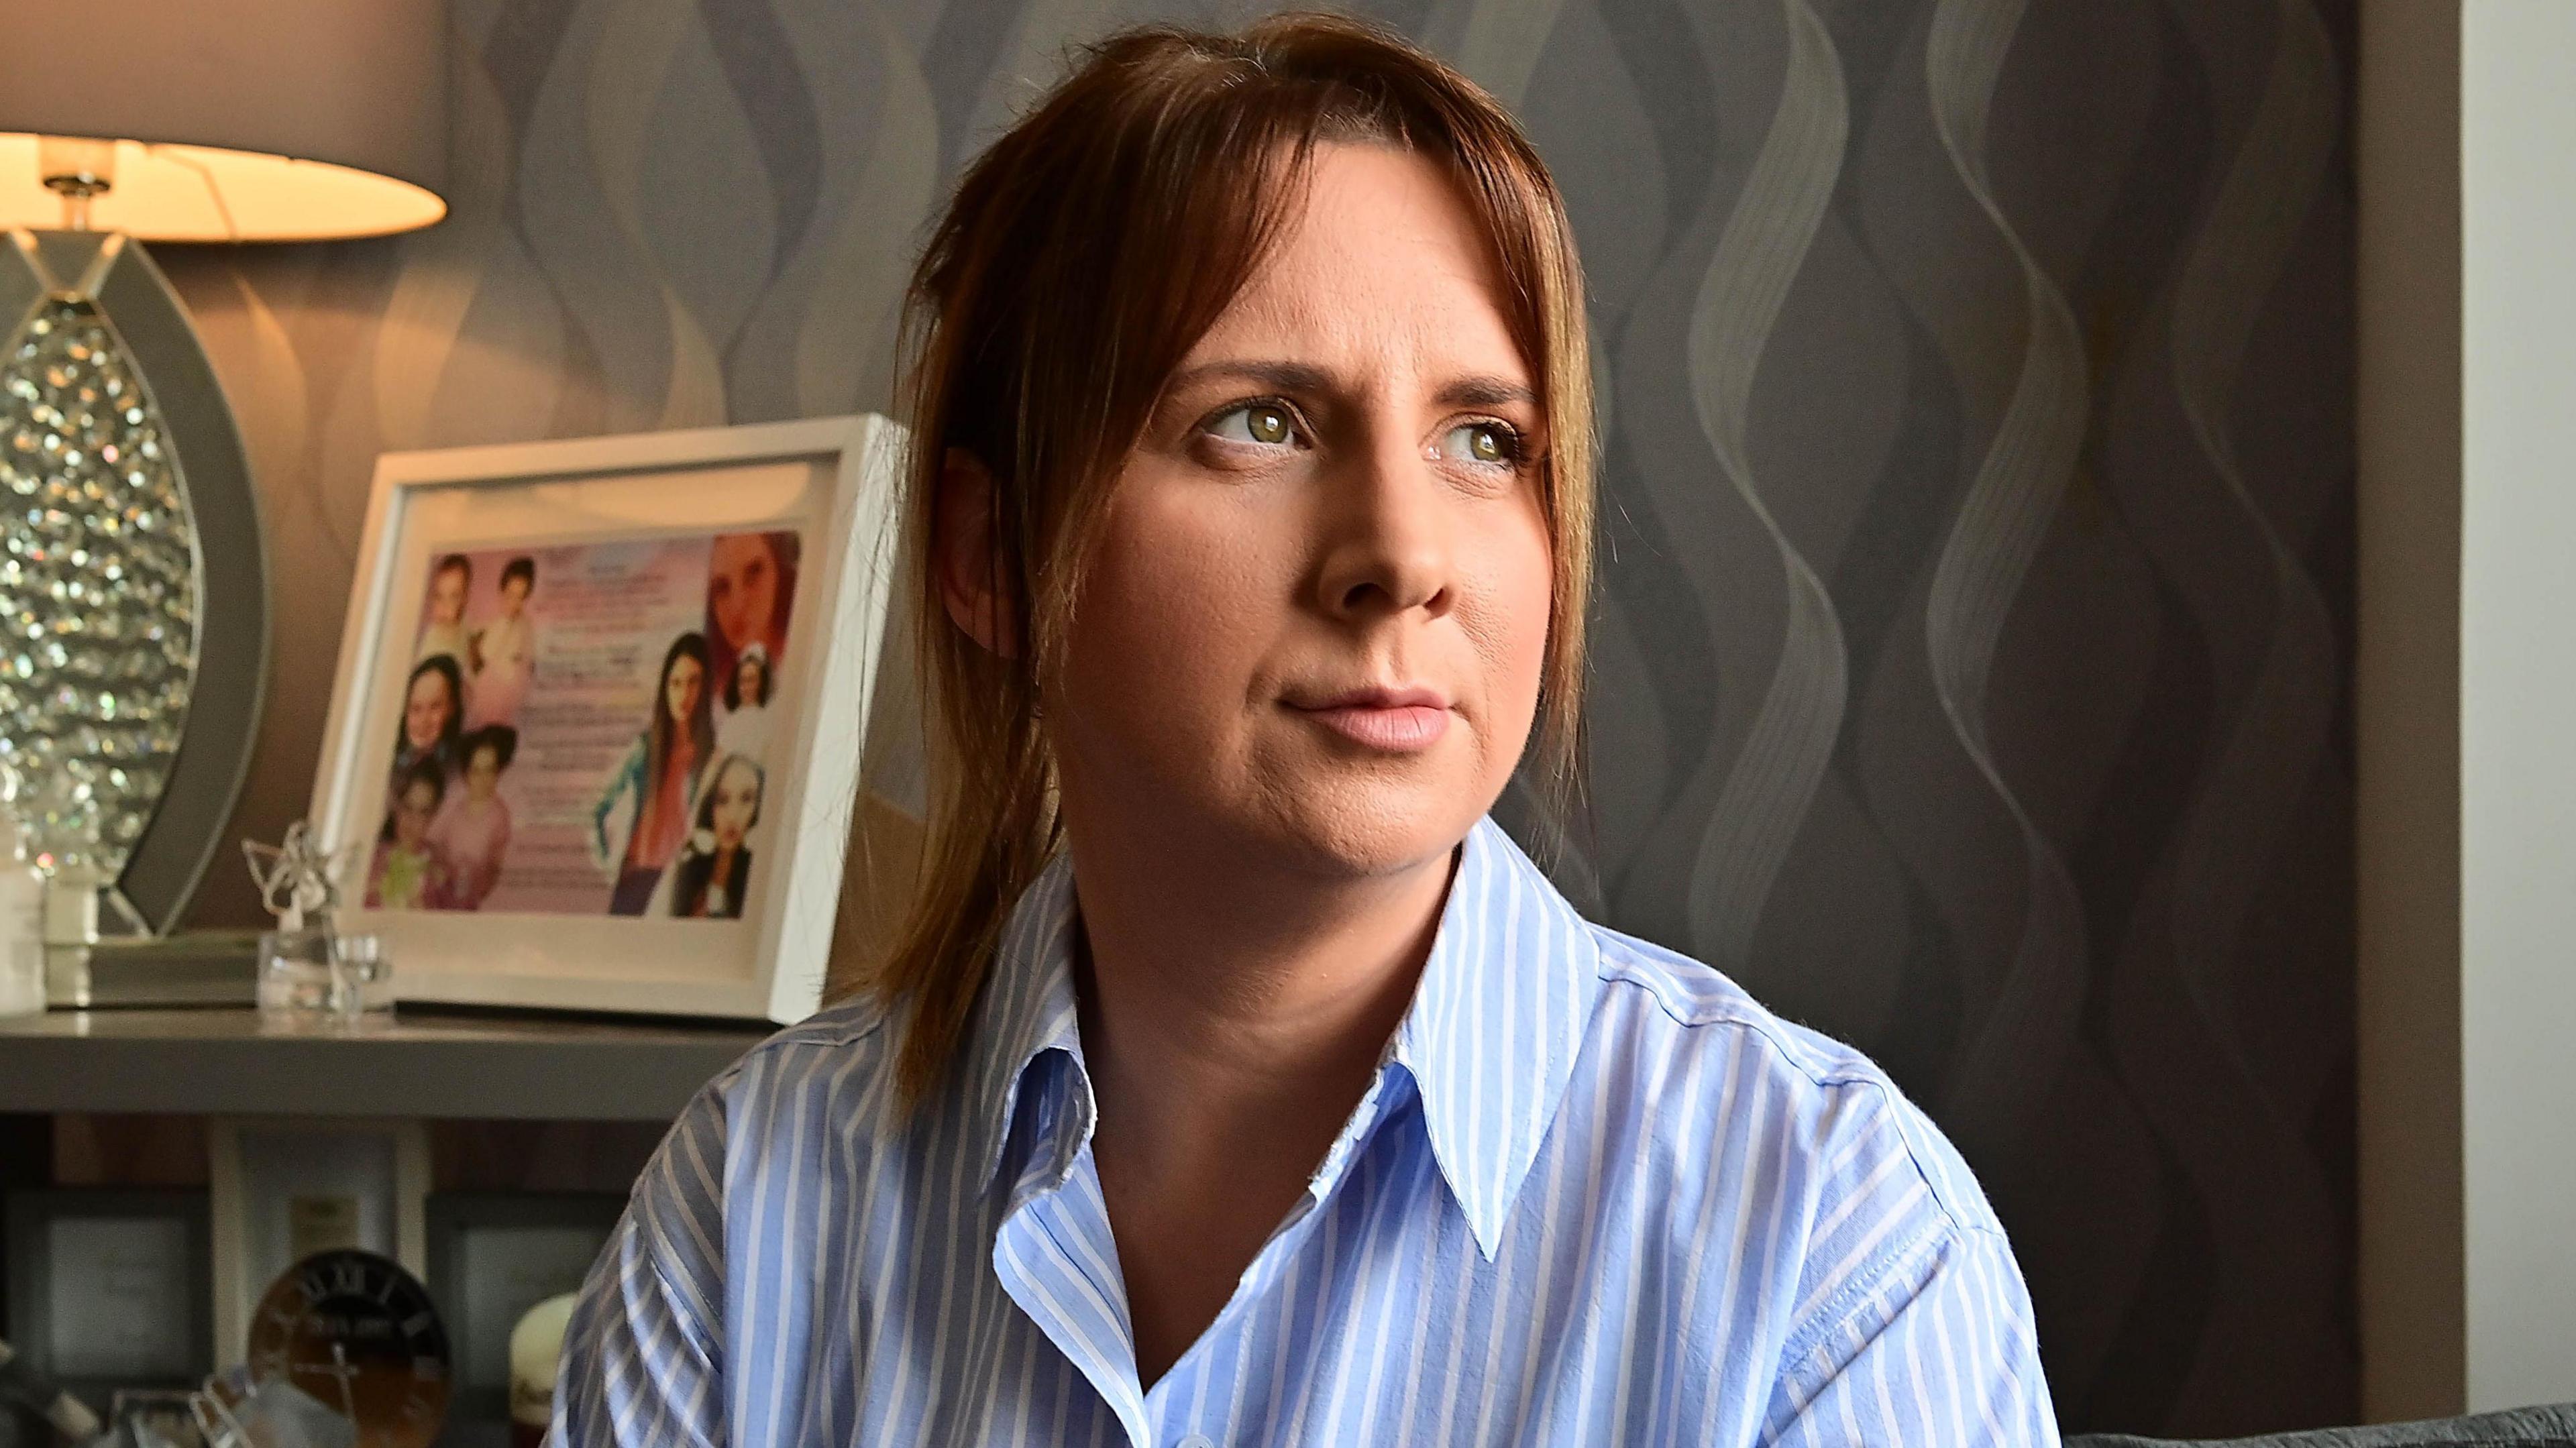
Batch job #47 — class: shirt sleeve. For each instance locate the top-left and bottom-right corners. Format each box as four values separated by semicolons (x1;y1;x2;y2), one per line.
1759;1222;2059;1447
551;1082;733;1448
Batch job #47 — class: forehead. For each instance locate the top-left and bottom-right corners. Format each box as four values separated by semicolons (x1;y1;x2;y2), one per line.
1182;143;1525;384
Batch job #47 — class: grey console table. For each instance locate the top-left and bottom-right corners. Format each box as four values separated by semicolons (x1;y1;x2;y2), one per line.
0;1007;770;1121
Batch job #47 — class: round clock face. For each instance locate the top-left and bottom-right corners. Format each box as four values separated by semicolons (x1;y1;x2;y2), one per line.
247;1249;451;1448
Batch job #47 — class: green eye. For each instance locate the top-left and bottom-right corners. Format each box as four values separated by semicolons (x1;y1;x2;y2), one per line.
1213;403;1297;447
1443;421;1518;465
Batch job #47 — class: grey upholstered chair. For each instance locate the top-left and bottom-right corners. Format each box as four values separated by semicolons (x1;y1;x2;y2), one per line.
2068;1402;2576;1447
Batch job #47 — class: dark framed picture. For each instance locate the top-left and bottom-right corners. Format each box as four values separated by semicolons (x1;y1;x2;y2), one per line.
2;1189;212;1408
425;1192;625;1423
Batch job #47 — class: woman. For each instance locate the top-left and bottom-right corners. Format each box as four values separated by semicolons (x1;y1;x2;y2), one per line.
588;633;714;915
389;655;464;789
704;530;797;696
557;16;2053;1445
712;642;773;764
427;724;517;909
655;752;761;919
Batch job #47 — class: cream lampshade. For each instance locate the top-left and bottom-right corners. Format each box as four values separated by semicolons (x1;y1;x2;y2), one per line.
0;0;447;240
0;0;447;938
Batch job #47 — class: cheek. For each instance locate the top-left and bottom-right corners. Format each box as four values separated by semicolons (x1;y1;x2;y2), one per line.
1462;504;1554;728
1064;485;1283;731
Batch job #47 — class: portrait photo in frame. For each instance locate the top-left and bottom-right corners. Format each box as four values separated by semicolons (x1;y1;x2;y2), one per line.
310;416;907;1021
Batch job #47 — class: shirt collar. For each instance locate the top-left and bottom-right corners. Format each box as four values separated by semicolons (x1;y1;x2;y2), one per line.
963;814;1604;1259
1388;815;1604;1258
962;857;1087;1196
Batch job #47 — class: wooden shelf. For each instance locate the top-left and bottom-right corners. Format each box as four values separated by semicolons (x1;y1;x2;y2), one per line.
0;1007;769;1121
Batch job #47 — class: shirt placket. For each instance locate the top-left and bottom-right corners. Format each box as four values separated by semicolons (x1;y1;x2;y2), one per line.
985;1051;1153;1447
1138;1065;1414;1448
992;1148;1155;1446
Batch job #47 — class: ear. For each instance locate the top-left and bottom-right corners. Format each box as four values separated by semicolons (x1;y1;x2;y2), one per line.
932;447;1020;658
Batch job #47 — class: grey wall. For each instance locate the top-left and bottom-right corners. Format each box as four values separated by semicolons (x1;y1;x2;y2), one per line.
156;0;2357;1433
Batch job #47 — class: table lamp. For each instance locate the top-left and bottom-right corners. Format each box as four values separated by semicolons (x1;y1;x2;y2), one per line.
0;0;448;936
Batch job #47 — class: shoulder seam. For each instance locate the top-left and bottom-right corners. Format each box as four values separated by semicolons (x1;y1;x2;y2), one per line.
1878;1087;2003;1241
1594;968;1878;1089
745;1000;895;1058
1585;926;1886;1093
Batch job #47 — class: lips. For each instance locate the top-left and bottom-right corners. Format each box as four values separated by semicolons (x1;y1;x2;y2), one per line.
1284;685;1452;751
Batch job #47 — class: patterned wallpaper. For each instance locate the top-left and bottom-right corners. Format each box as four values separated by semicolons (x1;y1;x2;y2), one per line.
154;0;2356;1434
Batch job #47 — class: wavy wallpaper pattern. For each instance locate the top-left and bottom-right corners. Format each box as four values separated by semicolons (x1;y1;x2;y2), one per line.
158;0;2355;1433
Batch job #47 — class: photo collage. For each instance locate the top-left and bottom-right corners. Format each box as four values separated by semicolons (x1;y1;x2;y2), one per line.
368;528;801;918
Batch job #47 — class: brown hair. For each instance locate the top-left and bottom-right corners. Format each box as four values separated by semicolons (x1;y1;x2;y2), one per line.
864;11;1595;1104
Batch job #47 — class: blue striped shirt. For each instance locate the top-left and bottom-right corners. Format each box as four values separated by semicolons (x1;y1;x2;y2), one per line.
554;816;2059;1445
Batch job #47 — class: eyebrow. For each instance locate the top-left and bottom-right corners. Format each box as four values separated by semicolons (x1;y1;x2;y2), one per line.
1436;375;1540;410
1167;359;1333;395
1165;359;1540;411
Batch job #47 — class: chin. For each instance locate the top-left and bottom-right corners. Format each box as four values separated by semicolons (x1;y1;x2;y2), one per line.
1248;771;1490;881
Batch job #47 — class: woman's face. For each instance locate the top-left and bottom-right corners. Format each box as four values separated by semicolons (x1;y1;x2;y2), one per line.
709;761;759;849
735;655;764;706
664;654;704;726
499;575;531;618
428;566;468;626
404;671;453;751
1037;144;1552;878
465;745;501;801
394;781;437;848
708;537;780;655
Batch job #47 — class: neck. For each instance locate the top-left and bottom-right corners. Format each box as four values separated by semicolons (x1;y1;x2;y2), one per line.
1062;800;1456;1187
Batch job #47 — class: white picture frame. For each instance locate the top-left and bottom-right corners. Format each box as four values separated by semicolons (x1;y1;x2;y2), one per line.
207;1118;432;1366
309;416;907;1022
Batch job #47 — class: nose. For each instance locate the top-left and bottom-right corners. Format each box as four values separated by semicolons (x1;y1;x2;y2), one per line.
1311;423;1456;623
